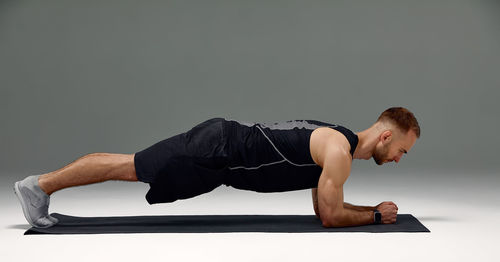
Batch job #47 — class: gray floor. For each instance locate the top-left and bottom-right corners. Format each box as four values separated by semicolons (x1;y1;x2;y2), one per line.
2;169;499;262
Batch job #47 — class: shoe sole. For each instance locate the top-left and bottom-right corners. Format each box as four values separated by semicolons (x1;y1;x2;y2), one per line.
14;181;52;228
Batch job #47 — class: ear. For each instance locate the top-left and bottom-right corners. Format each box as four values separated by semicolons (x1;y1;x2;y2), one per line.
380;130;393;145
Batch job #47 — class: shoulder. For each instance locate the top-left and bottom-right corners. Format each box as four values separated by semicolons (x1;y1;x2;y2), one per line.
310;127;352;168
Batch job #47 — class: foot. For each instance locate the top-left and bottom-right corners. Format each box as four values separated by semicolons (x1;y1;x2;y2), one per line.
14;175;58;228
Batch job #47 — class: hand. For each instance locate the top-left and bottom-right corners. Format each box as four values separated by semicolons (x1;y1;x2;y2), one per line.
375;201;398;224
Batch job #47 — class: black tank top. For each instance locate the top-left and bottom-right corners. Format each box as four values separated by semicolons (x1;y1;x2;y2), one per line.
222;119;359;193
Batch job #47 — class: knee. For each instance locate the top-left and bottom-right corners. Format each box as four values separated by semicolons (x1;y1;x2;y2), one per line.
127;154;138;181
117;154;137;181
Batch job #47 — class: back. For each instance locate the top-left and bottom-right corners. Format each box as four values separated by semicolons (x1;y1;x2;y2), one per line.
222;118;358;192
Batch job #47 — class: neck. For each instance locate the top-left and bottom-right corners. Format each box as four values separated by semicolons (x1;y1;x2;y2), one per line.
353;123;382;160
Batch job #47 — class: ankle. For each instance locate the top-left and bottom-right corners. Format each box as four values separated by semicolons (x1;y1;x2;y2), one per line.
37;175;53;195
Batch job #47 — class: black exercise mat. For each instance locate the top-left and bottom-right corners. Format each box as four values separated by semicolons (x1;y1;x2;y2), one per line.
24;213;430;234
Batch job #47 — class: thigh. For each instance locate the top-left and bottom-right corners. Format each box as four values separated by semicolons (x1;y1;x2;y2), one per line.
134;118;229;183
145;156;226;204
134;118;229;204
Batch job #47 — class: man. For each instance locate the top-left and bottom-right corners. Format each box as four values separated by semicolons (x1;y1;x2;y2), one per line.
14;107;420;228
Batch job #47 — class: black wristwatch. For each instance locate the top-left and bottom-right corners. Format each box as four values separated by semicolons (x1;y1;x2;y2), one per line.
373;209;382;224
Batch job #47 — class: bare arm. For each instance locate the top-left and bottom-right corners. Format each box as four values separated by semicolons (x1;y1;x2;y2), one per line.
316;149;375;227
343;202;376;211
312;188;375;217
312;188;320;218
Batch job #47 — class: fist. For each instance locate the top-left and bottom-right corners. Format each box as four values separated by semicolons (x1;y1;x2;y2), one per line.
375;201;398;224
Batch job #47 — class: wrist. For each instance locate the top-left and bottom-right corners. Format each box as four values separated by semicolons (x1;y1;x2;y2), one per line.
373;209;382;224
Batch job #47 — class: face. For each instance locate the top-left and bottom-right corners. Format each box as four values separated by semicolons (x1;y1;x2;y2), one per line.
373;129;417;165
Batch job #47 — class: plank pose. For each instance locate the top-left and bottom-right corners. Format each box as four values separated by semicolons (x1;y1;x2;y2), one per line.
14;107;420;228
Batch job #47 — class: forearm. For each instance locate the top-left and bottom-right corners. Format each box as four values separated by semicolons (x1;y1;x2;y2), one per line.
318;200;376;227
328;208;375;227
343;202;375;212
313;187;374;217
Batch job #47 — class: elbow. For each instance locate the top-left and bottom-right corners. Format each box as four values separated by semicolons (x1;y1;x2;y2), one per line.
321;213;344;228
321;219;334;228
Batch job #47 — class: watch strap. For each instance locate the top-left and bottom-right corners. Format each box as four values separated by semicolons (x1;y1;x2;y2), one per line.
373;209;382;224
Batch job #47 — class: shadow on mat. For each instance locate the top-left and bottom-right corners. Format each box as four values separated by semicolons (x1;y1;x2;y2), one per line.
6;224;31;230
417;216;457;222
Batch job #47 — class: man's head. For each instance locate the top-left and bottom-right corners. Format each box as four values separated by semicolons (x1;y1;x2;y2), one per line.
372;107;420;165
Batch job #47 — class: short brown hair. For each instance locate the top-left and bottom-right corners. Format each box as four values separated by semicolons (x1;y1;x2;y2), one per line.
377;107;420;138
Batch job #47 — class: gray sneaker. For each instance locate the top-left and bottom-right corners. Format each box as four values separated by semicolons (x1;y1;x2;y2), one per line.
14;175;58;228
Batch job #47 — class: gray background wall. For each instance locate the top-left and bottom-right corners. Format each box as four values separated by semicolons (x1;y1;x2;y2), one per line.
1;0;499;176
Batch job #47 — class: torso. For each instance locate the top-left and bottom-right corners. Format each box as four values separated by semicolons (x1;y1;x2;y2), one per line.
221;118;358;192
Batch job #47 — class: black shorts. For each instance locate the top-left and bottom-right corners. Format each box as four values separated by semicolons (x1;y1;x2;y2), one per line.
134;118;230;204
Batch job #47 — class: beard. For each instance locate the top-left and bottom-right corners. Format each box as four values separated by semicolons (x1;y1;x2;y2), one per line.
373;143;390;165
